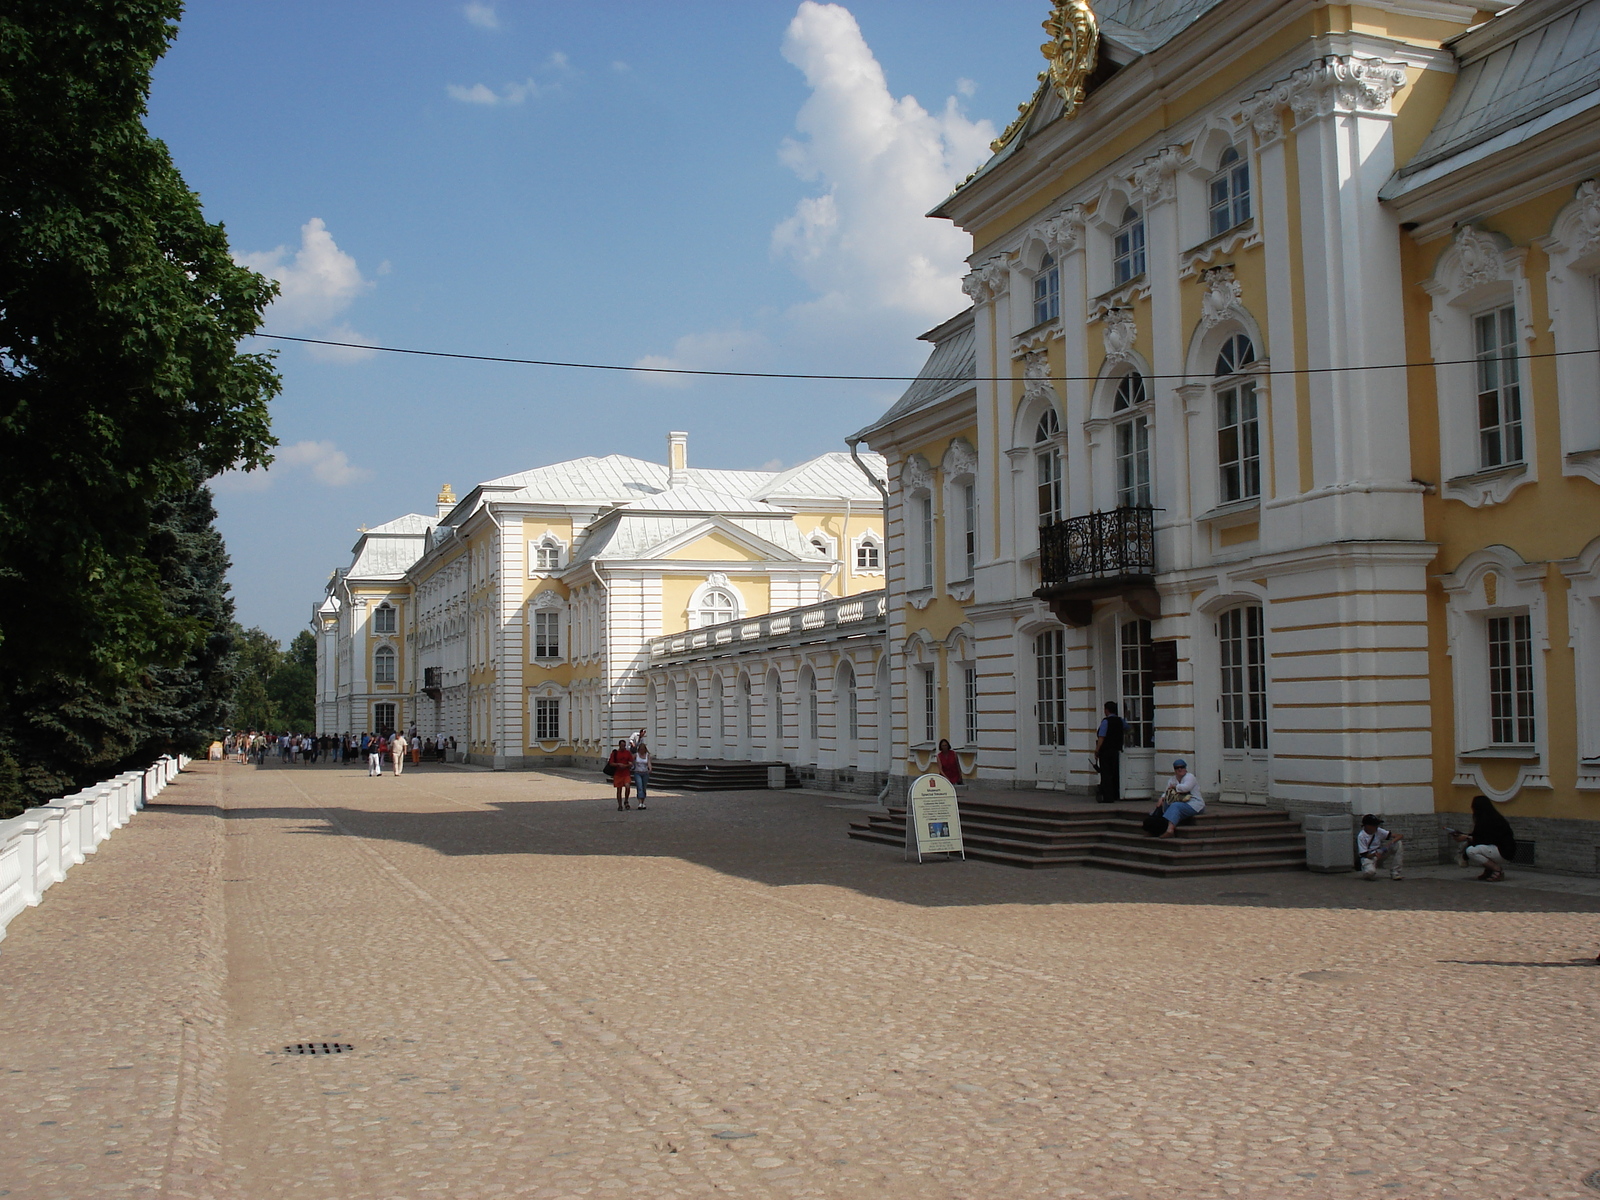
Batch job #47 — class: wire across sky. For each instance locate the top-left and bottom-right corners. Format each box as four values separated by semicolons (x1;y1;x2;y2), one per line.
251;332;1599;385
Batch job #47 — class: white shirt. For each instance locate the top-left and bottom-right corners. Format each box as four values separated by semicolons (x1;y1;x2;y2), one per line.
1167;772;1204;812
1357;826;1393;856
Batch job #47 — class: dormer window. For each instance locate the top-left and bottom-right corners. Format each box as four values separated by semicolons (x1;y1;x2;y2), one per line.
694;587;737;629
373;603;397;634
1209;146;1251;237
1113;206;1145;285
1033;253;1060;326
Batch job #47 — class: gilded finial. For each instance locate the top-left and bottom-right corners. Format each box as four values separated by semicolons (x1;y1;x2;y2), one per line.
438;482;456;506
1041;0;1098;117
358;523;368;534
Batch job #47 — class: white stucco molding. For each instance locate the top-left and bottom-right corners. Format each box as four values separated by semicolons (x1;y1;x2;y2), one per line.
961;257;1010;305
1558;536;1600;789
1538;180;1600;485
1283;55;1408;126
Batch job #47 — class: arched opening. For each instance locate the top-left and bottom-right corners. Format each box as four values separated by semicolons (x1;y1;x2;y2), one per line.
711;675;726;758
836;660;858;769
764;669;783;760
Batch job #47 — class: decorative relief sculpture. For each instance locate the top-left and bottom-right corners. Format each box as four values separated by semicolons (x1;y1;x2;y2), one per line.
1033;204;1086;259
1571;180;1600;256
942;437;978;480
1200;266;1245;330
1284;55;1406;123
1454;225;1505;290
1022;350;1056;403
1102;309;1137;363
1041;0;1099;117
961;258;1010;304
1131;148;1182;205
900;454;932;495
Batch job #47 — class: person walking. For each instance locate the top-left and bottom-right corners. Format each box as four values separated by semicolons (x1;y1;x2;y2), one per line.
632;742;652;809
391;730;408;776
607;739;634;811
936;738;963;786
1095;701;1126;804
368;735;384;778
1449;795;1517;881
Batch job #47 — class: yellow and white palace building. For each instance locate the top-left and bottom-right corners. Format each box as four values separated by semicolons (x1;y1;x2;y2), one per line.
317;0;1600;871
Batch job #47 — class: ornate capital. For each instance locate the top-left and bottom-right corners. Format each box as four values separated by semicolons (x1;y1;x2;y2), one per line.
1240;85;1289;144
1285;56;1407;124
1033;204;1086;258
1041;0;1099;118
1201;265;1245;330
1102;308;1137;364
1131;147;1183;205
961;258;1010;305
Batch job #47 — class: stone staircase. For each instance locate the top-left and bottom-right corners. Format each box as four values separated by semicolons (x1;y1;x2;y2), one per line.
647;759;800;791
848;798;1306;877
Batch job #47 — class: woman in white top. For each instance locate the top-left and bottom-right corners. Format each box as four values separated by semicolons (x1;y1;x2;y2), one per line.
632;743;651;809
1158;758;1204;838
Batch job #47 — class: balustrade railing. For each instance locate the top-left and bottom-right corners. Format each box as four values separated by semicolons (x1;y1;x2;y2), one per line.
1038;507;1156;590
649;589;887;661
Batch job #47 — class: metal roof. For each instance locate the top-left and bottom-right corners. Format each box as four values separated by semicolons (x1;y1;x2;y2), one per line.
752;452;886;503
851;310;976;442
1396;0;1600;177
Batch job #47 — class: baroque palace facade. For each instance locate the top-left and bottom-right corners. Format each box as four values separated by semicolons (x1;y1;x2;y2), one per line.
313;434;886;769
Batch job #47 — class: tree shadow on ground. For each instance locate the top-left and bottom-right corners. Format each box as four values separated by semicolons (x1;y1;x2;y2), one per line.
149;764;1600;918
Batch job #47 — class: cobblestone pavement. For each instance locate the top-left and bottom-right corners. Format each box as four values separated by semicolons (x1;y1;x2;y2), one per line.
5;761;1600;1200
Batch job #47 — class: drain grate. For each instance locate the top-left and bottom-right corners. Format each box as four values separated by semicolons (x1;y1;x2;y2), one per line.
283;1042;353;1056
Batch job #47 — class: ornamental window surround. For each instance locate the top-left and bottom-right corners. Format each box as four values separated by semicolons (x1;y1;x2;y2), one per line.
533;696;561;742
372;603;397;634
1487;613;1535;745
1033;253;1060;326
1035;409;1064;526
1112;371;1152;508
694;587;737;629
1113;206;1146;285
533;610;561;660
374;644;397;684
1214;334;1261;504
853;533;882;573
530;535;565;574
1208;146;1251;238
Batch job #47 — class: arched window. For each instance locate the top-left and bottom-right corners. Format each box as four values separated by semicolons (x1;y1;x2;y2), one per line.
1113;206;1145;284
374;645;396;684
373;603;396;634
1209;146;1251;237
854;533;882;572
1113;372;1151;508
1033;253;1060;326
806;671;819;742
1214;335;1260;503
809;534;832;558
742;673;754;740
694;587;737;629
533;537;562;572
1035;408;1063;526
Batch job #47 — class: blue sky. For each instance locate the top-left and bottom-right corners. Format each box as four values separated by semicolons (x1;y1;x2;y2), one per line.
148;1;1047;642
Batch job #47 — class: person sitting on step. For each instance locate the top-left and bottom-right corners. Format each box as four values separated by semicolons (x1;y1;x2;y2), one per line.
1156;758;1204;839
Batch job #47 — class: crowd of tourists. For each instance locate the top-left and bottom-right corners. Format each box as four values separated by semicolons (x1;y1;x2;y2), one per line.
221;730;458;772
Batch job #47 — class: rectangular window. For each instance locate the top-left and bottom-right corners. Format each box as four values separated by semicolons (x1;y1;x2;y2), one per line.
1033;259;1060;326
1113;216;1145;284
373;605;396;634
963;666;978;746
1475;305;1523;468
1037;448;1063;526
1219;605;1267;751
1116;415;1151;508
847;682;859;741
1217;381;1260;503
373;702;396;732
920;665;936;744
533;610;561;660
1119;619;1154;749
1488;613;1535;744
534;697;560;741
962;483;977;579
917;495;934;589
855;539;881;571
1035;630;1067;747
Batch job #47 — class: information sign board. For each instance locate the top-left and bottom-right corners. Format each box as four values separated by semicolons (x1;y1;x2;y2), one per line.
904;773;965;862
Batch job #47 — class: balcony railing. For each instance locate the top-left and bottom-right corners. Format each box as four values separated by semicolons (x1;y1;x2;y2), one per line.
1038;506;1156;591
648;589;886;664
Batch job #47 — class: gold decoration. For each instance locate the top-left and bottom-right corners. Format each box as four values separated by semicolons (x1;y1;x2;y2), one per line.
1041;0;1099;117
438;482;456;506
1484;572;1498;605
990;93;1041;154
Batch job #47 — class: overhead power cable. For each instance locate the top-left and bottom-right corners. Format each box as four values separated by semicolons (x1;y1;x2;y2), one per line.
251;332;1598;384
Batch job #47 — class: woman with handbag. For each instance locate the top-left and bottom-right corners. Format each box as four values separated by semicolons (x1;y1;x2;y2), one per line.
607;739;635;811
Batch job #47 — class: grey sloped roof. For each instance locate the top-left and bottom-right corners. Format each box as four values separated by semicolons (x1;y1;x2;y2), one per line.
618;486;785;517
569;513;818;565
1396;0;1600;177
851;310;976;442
349;516;433;579
752;452;886;503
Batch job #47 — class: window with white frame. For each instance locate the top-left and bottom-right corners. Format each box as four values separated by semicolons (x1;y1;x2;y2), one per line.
1119;619;1154;748
1035;630;1066;747
1219;605;1267;750
915;494;935;588
1215;335;1260;503
374;644;396;684
1475;304;1524;468
961;483;977;579
1208;145;1251;237
809;533;834;559
1113;372;1151;508
1488;613;1535;744
855;535;882;572
963;666;978;746
373;603;397;634
742;674;754;739
1035;409;1063;526
919;664;936;744
694;587;737;629
1113;206;1146;284
533;610;561;660
807;672;819;742
534;697;561;741
1033;253;1060;326
373;702;396;732
531;536;563;573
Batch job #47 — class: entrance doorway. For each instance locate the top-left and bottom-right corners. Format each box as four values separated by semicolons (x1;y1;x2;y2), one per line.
1218;604;1268;804
1119;618;1156;799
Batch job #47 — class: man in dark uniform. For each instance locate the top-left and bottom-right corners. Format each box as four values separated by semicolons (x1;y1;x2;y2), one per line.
1095;700;1125;804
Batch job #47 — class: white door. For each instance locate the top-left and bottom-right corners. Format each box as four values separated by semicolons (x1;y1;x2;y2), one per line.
1119;619;1156;800
1218;605;1269;804
1032;629;1072;787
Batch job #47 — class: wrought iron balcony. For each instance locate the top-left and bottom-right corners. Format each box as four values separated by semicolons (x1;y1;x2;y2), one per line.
422;666;442;699
1035;507;1159;627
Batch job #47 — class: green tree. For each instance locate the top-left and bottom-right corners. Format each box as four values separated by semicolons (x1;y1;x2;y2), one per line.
229;626;283;732
267;630;317;732
0;1;280;809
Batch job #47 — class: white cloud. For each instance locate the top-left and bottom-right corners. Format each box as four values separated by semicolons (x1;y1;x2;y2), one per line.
463;1;498;29
304;323;377;364
956;77;977;98
772;2;993;326
449;51;575;105
447;82;503;105
632;328;767;389
238;218;371;333
213;440;374;494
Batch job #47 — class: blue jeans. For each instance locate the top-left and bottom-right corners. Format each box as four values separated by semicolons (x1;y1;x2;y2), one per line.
1162;801;1199;825
634;770;649;801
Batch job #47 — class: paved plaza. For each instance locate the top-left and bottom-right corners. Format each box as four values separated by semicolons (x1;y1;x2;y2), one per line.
3;762;1600;1200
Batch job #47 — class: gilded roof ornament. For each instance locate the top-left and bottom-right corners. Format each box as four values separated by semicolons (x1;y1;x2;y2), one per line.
1041;0;1099;116
988;0;1100;155
437;482;456;506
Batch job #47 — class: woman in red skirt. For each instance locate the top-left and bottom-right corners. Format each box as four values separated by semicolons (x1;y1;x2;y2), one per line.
608;739;634;811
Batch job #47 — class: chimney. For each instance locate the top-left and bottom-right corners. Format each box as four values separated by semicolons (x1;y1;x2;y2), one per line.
436;482;456;519
667;431;688;487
